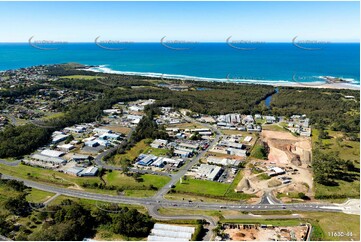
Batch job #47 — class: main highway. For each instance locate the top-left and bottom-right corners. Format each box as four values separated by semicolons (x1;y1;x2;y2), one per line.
1;172;345;214
0;114;354;231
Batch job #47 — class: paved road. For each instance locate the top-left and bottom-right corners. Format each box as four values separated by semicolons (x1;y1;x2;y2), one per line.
147;205;217;226
1;174;345;214
93;127;169;176
0;159;21;166
259;191;282;205
153;116;222;199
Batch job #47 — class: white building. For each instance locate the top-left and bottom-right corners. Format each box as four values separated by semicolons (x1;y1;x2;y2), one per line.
196;164;223;181
151;139;168;149
40;149;65;157
57;144;75;152
148;223;195;241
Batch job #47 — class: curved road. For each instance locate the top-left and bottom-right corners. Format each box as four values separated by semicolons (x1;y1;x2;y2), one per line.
147;205;217;226
0;159;21;166
1;174;344;214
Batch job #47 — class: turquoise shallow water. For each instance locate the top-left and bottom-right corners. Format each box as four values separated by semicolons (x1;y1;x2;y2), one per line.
0;43;359;86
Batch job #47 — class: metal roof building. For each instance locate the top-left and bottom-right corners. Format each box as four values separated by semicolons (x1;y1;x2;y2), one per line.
196;164;223;181
40;149;65;157
64;166;83;176
147;223;195;241
79;166;99;176
31;154;66;164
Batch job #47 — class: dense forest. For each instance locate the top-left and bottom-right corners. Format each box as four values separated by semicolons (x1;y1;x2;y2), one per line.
0;64;359;160
0;177;154;240
271;87;360;133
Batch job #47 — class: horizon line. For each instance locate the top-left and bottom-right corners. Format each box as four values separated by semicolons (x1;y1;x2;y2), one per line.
0;41;360;44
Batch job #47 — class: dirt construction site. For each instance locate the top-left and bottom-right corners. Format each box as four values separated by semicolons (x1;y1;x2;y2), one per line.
222;223;310;241
235;130;314;202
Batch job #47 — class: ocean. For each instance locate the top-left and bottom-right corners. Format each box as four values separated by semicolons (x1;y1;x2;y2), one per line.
0;43;359;86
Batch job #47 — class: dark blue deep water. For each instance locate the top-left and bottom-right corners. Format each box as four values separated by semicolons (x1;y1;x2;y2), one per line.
0;43;359;86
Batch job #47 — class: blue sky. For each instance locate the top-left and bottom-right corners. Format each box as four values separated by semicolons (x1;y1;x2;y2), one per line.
0;1;359;42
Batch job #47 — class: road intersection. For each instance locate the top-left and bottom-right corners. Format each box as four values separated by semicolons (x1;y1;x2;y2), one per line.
1;114;359;233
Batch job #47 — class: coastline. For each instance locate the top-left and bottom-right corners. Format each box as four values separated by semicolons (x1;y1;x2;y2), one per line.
86;65;360;91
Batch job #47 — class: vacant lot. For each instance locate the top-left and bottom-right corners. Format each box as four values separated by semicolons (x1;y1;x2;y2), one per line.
220;212;359;241
168;122;204;129
312;129;360;162
0;163;101;188
301;212;360;241
312;129;360;199
104;171;170;197
60;75;99;80
26;188;55;203
314;180;360;199
173;172;254;201
112;138;168;164
105;125;132;135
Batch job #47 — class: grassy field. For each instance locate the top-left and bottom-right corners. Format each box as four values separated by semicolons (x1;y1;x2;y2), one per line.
42;112;65;120
112;139;155;163
174;178;231;196
312;129;360;162
0;183;21;204
262;124;287;132
172;171;254;201
104;171;171;197
0;163;169;197
146;147;169;156
314;180;360;199
47;195;147;213
112;138;169;165
105;125;132;135
0;163;101;188
60;75;99;80
302;212;360;241
168;122;204;129
312;129;360;199
250;144;268;160
221;129;245;135
158;207;222;218
26;188;55;203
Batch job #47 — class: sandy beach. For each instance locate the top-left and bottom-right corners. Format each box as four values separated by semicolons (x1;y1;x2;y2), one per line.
87;66;360;91
273;82;360;90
